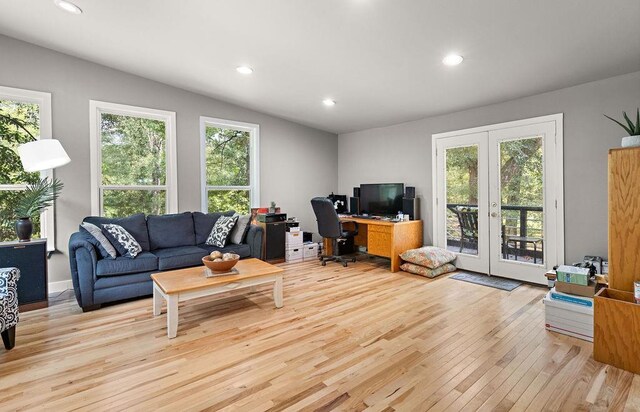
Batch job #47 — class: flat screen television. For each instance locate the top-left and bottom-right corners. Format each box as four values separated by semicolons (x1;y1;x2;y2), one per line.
359;183;404;216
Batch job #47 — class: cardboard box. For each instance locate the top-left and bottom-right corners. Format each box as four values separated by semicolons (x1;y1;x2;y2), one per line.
555;280;597;298
556;265;590;286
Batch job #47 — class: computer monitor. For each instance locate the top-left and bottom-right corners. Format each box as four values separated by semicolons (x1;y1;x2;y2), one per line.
359;183;404;216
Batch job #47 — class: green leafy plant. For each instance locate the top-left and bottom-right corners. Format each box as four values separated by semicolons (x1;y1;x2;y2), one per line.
13;178;63;219
604;108;640;136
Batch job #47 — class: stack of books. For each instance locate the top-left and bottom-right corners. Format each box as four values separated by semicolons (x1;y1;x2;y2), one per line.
543;265;595;342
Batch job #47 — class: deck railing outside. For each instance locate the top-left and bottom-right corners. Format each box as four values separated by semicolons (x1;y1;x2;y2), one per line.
446;203;543;262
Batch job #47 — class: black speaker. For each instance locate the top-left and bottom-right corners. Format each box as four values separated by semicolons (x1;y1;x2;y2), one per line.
262;221;286;261
405;186;416;199
353;187;360;197
350;197;360;214
402;197;420;220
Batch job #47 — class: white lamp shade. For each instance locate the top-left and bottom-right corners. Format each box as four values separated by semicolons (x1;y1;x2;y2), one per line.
18;139;71;172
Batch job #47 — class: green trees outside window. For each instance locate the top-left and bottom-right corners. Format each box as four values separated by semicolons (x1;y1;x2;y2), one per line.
0;100;42;241
99;113;167;217
204;125;251;214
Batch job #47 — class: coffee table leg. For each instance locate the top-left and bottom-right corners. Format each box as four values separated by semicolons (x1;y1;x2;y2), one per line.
167;294;179;338
153;283;162;316
273;274;283;308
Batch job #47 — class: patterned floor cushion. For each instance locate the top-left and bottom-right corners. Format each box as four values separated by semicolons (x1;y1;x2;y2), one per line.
400;262;457;278
400;246;456;269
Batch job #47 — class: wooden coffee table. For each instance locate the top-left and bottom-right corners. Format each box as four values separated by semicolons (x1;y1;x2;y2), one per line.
151;258;284;338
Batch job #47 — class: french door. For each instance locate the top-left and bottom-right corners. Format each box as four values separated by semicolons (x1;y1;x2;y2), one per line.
433;116;563;285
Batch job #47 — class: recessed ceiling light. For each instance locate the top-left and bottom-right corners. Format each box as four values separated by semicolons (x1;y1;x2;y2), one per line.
54;0;82;14
322;99;336;107
442;54;464;66
236;66;254;75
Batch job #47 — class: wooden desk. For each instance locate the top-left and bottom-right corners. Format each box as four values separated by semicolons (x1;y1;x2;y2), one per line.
324;218;423;272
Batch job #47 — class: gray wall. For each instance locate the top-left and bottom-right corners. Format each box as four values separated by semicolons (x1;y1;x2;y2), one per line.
0;35;338;284
339;70;640;265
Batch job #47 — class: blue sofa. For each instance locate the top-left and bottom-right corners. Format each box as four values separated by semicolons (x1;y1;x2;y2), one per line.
68;211;263;311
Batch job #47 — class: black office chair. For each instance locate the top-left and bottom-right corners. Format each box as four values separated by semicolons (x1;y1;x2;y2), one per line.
311;197;358;267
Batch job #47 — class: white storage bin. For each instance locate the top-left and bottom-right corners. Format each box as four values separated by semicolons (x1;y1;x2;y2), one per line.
543;291;594;342
285;246;303;262
303;243;319;261
286;231;303;247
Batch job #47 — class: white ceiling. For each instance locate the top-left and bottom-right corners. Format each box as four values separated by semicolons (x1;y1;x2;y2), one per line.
1;0;639;134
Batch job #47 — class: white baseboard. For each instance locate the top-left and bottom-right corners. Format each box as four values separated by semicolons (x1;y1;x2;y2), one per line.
49;280;73;294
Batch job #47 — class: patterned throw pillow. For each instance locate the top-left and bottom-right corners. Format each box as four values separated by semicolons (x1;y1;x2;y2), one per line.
101;223;142;258
400;262;457;278
399;246;456;269
206;215;238;247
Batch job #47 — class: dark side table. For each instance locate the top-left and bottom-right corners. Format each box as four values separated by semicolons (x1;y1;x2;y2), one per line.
0;239;48;311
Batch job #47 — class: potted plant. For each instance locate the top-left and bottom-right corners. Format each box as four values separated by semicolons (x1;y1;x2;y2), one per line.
605;108;640;148
269;201;276;214
12;178;62;242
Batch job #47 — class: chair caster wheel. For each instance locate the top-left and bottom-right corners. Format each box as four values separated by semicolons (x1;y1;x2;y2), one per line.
321;261;326;266
351;258;356;262
342;262;348;267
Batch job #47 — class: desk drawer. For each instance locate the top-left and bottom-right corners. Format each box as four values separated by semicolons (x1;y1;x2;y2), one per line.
368;224;393;234
368;231;391;257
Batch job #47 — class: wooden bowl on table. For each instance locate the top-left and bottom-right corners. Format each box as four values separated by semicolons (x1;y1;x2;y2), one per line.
202;253;240;273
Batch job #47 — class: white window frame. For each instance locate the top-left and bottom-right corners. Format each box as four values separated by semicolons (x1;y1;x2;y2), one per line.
89;100;178;216
199;116;260;213
0;85;55;251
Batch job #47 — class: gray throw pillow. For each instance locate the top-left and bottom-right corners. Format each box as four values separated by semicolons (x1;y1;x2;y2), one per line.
229;214;251;245
101;223;142;258
205;215;238;247
81;222;117;259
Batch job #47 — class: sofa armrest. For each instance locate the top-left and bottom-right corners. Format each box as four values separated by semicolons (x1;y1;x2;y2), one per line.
245;224;263;259
68;232;98;309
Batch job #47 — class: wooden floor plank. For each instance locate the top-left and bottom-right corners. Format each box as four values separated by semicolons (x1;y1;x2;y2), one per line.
0;257;638;411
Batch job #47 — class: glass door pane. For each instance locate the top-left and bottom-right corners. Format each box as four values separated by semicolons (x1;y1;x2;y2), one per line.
445;145;479;256
499;136;544;265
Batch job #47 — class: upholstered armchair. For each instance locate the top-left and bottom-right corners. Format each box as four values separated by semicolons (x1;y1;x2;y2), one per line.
0;267;20;350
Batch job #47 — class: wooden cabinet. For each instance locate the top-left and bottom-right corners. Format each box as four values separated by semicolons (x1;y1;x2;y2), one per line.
593;147;640;374
608;147;640;292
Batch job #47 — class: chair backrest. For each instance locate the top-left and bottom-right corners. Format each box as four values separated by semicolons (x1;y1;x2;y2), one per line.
453;206;479;238
311;197;342;239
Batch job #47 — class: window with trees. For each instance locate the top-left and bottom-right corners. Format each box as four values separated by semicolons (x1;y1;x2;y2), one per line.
90;101;177;217
200;117;259;214
0;86;54;247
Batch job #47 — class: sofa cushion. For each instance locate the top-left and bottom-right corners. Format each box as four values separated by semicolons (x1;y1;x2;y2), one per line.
84;213;150;251
147;212;195;250
153;246;209;271
96;252;158;277
198;243;251;258
193;210;235;245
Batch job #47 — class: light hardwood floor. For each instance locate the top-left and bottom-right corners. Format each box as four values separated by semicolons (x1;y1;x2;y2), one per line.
1;257;638;411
